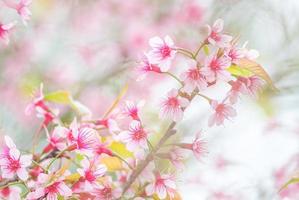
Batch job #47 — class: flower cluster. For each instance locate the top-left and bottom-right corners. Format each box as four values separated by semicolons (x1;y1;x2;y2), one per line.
0;19;268;199
0;0;32;45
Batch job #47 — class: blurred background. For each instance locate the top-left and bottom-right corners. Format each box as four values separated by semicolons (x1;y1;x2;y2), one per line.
0;0;299;199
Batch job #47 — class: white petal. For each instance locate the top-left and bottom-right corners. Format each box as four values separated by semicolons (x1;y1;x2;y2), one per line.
149;36;163;48
4;136;16;149
20;154;32;167
17;168;29;180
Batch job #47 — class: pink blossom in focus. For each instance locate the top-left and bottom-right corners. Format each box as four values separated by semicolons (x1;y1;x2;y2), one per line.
207;19;232;48
224;45;244;63
77;158;107;191
147;35;177;71
122;100;145;120
208;100;237;126
136;54;162;81
180;60;207;93
192;132;207;160
119;120;148;152
68;119;97;155
145;173;176;199
0;136;32;180
160;89;189;122
202;53;231;83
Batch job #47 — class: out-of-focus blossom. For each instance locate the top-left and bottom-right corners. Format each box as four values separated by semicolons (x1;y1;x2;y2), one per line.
5;0;32;25
25;84;58;126
180;60;207;93
202;53;231;83
169;147;186;170
122;100;145;121
0;136;32;180
145;173;176;199
0;21;15;45
226;78;247;104
208;100;236;126
207;19;232;48
136;54;162;81
0;186;22;200
240;76;264;98
119;120;148;152
147;36;176;71
77;158;107;191
160;89;189;122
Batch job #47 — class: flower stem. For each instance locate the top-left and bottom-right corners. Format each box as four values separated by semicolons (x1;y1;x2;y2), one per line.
162;72;184;86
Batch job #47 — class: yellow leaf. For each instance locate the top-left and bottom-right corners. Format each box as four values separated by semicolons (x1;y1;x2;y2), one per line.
65;173;81;183
238;58;278;92
100;156;123;171
109;142;133;158
44;91;72;104
227;65;253;77
279;177;299;192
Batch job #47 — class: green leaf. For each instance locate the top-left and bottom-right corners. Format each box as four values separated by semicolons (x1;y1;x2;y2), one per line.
44;91;72;104
279;177;299;192
227;65;253;77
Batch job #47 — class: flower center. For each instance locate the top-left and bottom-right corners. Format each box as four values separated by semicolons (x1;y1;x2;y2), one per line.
188;69;200;80
210;58;220;71
85;170;96;182
210;31;221;42
167;97;179;107
133;129;146;141
45;182;59;194
9;158;21;171
160;45;171;59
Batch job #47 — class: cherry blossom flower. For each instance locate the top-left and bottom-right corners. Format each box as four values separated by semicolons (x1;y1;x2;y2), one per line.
169;147;186;170
160;89;189;122
77;158;107;191
5;0;32;25
202;53;231;83
208;100;237;126
145;173;176;199
226;78;247;104
192;133;207;160
94;143;113;157
180;60;207;93
25;84;58;126
242;41;260;60
136;54;162;81
43;126;68;153
224;45;244;63
122;100;145;120
27;173;72;200
0;186;22;200
240;76;264;97
119;120;148;152
68;118;97;155
96;117;120;134
0;21;15;45
0;136;32;181
91;180;122;200
207;19;232;48
147;35;176;71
